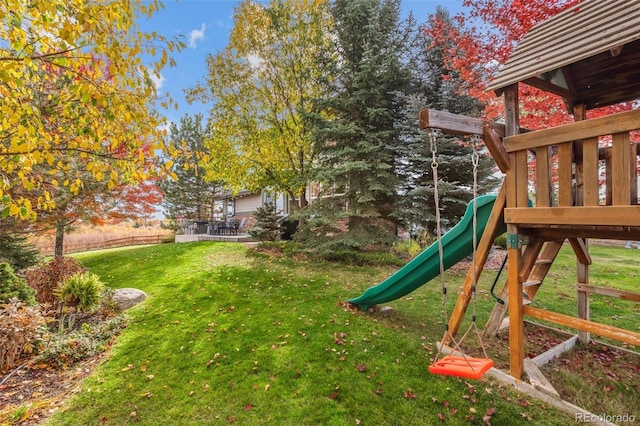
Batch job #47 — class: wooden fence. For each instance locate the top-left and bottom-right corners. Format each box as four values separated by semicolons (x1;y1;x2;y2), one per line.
37;234;170;256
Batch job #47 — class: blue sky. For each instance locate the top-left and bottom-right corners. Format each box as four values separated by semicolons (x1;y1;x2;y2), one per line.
138;0;467;126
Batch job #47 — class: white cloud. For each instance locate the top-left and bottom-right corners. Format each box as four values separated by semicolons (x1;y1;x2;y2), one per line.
188;23;206;49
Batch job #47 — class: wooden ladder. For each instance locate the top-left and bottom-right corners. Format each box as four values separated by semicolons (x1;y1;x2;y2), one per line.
483;238;564;337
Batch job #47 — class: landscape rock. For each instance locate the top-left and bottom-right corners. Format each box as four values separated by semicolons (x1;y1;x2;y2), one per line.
112;288;147;312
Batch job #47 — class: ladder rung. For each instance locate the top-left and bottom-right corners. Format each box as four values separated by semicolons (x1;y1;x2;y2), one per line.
523;280;542;287
535;258;553;265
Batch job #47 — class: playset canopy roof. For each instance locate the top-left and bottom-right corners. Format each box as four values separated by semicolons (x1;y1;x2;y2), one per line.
486;0;640;110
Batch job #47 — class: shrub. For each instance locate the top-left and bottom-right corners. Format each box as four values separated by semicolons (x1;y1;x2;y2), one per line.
54;272;105;312
0;262;36;305
0;300;48;373
34;315;126;367
249;203;281;241
24;256;86;305
394;239;422;258
494;233;507;249
414;229;436;249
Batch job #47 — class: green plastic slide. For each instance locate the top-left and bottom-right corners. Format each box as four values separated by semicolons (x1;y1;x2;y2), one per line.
348;195;505;311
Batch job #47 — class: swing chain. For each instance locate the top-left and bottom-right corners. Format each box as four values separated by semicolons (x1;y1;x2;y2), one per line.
428;128;448;333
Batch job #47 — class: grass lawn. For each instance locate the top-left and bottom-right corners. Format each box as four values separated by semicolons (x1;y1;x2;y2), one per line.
43;241;637;425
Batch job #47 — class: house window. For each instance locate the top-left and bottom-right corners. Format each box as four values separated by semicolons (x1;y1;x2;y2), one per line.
263;191;275;205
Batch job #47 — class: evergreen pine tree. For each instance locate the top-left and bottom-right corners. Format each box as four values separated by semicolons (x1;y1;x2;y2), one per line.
0;262;37;305
394;7;498;236
0;224;41;272
160;114;220;222
248;203;281;242
301;0;410;251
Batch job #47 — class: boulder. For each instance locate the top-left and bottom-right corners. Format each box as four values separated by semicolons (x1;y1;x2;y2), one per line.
112;288;147;312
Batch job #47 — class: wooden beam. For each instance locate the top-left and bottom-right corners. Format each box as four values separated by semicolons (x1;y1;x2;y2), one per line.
557;142;573;206
486;368;613;424
444;183;507;343
504;108;640;152
576;283;640;303
532;335;579;367
504;206;640;226
568;237;591;265
582;137;600;206
523;306;640;346
521;225;640;241
524;358;560;397
522;77;573;102
483;125;510;173
518;238;545;283
612;132;631;205
508;238;524;380
419;109;505;136
535;146;551;207
515;151;529;208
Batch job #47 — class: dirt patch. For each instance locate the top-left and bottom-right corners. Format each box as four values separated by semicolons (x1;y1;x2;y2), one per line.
0;353;107;425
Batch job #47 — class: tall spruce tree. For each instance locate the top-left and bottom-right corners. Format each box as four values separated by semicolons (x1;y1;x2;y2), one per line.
160;114;220;221
299;0;410;251
394;7;498;236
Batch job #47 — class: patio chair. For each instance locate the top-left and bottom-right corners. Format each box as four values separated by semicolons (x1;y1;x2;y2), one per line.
227;219;240;235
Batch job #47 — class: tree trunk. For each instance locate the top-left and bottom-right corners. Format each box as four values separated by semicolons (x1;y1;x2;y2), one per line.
291;188;308;229
54;220;65;257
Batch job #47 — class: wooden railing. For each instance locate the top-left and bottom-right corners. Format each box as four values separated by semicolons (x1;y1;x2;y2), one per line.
502;109;640;228
38;234;168;256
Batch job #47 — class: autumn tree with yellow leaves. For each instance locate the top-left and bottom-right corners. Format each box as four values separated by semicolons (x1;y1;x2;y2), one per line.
0;0;184;220
186;0;332;212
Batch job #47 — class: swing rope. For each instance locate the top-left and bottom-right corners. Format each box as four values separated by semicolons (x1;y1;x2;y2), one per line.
428;131;493;379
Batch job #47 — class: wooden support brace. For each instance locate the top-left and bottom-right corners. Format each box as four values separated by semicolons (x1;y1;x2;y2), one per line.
443;183;507;344
483;125;510;173
568;238;591;265
523;306;640;346
576;283;640;303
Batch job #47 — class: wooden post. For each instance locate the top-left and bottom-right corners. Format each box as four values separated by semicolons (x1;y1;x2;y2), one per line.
507;228;524;379
504;84;525;380
573;104;590;343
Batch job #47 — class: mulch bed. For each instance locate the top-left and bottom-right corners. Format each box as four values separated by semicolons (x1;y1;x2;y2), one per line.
0;354;106;425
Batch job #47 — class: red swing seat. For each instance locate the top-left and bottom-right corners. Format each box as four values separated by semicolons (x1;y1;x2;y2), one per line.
429;355;493;380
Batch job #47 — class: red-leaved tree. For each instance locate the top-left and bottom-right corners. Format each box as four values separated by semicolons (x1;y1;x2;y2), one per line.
425;0;634;129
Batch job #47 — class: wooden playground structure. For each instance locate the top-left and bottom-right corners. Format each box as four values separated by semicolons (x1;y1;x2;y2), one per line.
421;0;640;381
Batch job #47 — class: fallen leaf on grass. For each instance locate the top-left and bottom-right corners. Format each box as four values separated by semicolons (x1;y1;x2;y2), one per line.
403;388;416;399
